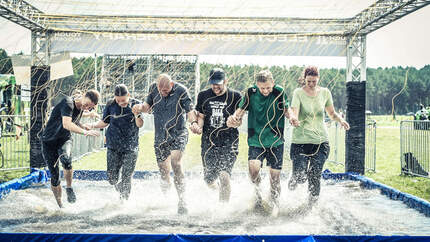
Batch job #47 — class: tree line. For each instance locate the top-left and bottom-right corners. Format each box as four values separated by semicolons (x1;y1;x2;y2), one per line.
0;49;428;115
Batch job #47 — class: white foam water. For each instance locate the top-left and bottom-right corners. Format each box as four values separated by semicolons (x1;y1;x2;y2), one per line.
0;175;429;235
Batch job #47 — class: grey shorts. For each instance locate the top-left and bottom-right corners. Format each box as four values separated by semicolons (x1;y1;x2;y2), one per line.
154;133;188;163
202;145;238;184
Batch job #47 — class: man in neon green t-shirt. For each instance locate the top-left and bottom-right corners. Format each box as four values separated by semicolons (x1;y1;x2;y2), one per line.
227;70;294;215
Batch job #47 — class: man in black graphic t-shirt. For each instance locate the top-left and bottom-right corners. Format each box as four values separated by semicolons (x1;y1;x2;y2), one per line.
193;68;242;202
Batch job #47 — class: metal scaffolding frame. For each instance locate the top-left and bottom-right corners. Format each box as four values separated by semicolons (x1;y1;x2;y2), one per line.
1;0;429;76
345;0;430;35
3;0;430;37
1;0;429;82
346;36;367;83
0;0;45;31
31;31;50;66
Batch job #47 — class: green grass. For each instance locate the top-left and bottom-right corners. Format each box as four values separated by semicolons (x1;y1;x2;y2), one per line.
368;114;414;127
0;169;30;184
365;126;430;202
0;133;30;183
74;132;250;171
326;115;430;201
0;133;30;175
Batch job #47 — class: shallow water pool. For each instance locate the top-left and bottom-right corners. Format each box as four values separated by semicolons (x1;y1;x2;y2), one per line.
0;175;429;235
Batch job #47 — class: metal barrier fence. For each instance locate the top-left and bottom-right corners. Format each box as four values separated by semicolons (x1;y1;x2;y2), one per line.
0;115;30;170
0;115;107;171
400;120;430;178
365;120;377;172
71;117;106;161
1;113;378;172
327;119;377;172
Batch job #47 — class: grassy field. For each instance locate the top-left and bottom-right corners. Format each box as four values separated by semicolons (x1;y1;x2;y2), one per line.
365;115;430;201
0;134;30;183
2;115;429;202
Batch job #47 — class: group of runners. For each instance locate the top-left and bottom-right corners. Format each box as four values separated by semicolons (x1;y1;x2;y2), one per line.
41;66;349;215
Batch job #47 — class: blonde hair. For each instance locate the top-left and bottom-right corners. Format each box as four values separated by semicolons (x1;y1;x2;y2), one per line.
255;70;274;83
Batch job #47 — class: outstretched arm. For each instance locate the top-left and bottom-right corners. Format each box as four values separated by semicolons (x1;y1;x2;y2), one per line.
82;119;109;130
63;116;100;136
326;105;350;130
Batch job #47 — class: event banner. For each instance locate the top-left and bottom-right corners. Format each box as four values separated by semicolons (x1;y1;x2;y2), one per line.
50;32;349;56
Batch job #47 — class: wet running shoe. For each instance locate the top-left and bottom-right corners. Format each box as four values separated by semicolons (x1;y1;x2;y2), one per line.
271;201;280;217
114;183;120;192
253;186;264;211
178;200;188;215
288;178;298;191
66;187;76;203
308;195;319;207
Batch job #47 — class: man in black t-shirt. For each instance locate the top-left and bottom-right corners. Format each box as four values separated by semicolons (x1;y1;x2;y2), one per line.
193;68;242;202
87;84;143;200
41;90;100;208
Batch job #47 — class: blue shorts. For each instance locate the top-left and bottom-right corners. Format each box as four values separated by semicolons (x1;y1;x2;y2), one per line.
248;145;284;170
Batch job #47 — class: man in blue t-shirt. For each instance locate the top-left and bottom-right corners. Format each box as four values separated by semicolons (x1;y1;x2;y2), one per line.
87;84;143;200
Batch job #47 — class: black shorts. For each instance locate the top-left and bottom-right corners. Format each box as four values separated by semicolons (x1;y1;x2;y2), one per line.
248;145;284;170
202;145;238;184
154;133;188;163
290;142;330;162
41;137;73;186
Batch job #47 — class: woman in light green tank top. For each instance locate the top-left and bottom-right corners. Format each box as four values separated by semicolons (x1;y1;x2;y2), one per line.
288;66;350;206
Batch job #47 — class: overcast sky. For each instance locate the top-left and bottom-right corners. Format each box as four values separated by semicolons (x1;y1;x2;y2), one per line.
0;4;429;69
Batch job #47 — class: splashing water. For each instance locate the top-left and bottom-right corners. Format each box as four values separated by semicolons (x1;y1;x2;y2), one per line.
0;175;429;235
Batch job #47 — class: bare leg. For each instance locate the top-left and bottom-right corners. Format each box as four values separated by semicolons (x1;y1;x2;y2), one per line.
51;184;63;208
218;171;231;202
171;150;185;200
248;159;262;185
157;156;172;193
63;168;76;203
64;169;73;188
269;168;281;217
171;150;187;214
248;159;262;204
269;168;281;202
207;180;218;190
